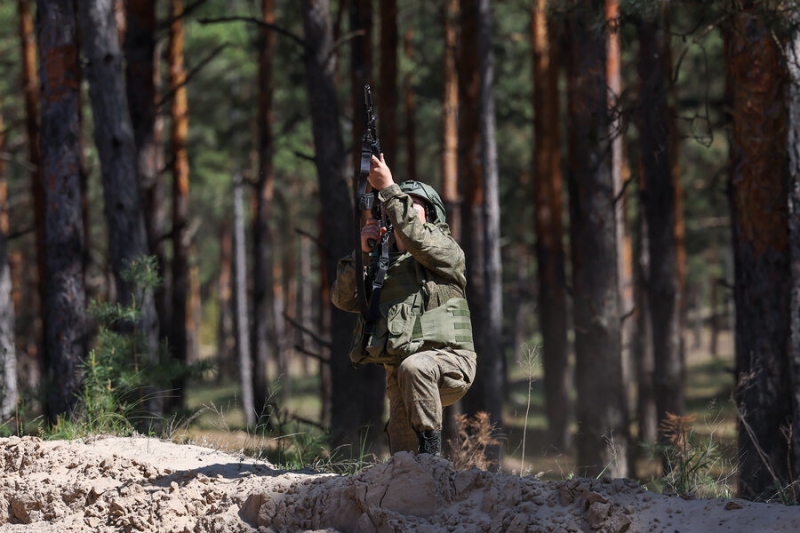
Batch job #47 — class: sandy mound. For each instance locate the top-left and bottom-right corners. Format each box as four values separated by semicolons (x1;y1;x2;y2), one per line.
1;435;798;532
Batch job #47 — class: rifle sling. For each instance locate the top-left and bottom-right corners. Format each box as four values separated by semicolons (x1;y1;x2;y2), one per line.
354;137;373;320
364;231;390;338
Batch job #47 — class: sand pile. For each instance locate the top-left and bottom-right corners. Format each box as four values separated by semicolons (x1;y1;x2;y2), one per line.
1;435;798;532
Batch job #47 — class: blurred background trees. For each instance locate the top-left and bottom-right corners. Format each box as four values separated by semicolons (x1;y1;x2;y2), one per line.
1;0;799;502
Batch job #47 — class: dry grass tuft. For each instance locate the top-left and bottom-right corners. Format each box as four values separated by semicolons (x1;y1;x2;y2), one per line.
447;411;501;471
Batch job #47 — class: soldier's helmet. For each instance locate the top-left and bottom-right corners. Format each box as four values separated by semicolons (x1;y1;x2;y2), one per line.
398;180;447;225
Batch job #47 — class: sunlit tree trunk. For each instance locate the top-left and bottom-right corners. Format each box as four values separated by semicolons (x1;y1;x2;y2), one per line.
37;0;88;423
216;218;235;384
726;2;792;501
233;174;255;426
566;0;628;479
607;4;634;469
0;97;16;422
442;0;460;239
532;0;570;451
18;0;44;381
168;0;191;410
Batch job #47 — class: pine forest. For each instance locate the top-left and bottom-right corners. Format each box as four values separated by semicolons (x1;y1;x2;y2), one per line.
1;0;800;504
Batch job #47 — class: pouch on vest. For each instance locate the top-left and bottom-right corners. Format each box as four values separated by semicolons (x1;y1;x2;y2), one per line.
349;316;393;365
385;302;424;358
417;297;474;352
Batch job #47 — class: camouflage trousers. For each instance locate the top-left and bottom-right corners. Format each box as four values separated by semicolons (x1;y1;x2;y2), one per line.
384;347;477;454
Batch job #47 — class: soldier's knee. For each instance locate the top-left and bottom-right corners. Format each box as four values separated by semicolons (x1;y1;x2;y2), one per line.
397;352;437;381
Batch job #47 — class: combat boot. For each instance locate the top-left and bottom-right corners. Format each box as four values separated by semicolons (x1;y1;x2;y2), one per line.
417;430;441;456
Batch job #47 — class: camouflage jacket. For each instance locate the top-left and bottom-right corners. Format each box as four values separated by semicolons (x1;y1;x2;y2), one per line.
331;184;473;365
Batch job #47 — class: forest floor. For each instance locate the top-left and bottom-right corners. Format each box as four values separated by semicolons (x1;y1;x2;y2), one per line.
2;433;800;533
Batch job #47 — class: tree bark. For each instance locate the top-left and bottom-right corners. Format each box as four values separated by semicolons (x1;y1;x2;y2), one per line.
216;218;235;383
607;3;634;471
37;0;88;423
636;4;684;455
125;0;168;347
302;0;384;451
442;0;460;240
252;0;276;417
726;3;792;501
347;0;387;450
566;0;628;479
634;184;657;447
531;0;570;451
0;98;16;422
476;0;504;466
378;0;398;169
168;0;191;410
787;4;800;496
458;0;485;419
78;0;160;416
18;0;44;380
403;30;417;183
233;174;255;426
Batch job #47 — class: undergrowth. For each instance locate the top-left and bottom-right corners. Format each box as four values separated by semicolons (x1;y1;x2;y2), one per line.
49;256;209;440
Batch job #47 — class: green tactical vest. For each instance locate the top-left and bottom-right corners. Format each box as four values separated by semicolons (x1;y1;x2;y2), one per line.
349;251;474;366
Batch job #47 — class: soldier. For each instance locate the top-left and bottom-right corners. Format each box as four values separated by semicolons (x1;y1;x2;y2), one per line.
332;154;476;456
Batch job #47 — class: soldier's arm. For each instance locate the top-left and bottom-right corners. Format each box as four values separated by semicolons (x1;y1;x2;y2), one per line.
379;184;466;287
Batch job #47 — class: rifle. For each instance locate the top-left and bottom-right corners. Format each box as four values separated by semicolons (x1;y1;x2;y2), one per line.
354;85;390;324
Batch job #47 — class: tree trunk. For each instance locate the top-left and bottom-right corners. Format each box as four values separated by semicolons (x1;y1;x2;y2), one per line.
168;0;191;410
187;250;200;364
272;226;289;405
125;0;168;347
216;218;235;383
252;0;276;417
607;3;634;471
531;0;570;451
0;99;16;422
37;0;88;423
476;0;504;465
347;0;387;450
726;3;792;501
403;30;417;183
634;185;657;447
636;4;684;454
566;0;628;478
302;0;384;451
299;234;314;375
787;5;800;494
78;0;160;417
18;0;44;381
458;0;485;418
442;0;460;240
378;0;398;169
233;174;255;426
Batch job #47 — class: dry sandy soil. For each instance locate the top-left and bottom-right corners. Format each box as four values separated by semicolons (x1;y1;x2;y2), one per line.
1;435;798;533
